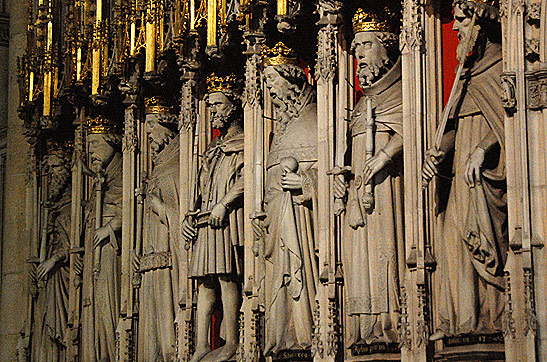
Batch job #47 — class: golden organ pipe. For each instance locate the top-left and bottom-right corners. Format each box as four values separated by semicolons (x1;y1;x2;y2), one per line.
92;0;102;94
145;0;156;71
277;0;287;16
190;0;195;30
207;0;217;46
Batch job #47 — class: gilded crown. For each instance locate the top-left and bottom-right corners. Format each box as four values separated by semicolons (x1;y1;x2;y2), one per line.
87;116;122;135
207;74;241;94
467;0;498;7
353;8;394;34
261;42;298;67
145;96;174;115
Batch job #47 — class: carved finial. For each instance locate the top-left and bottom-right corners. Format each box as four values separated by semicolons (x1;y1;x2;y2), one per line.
261;42;298;67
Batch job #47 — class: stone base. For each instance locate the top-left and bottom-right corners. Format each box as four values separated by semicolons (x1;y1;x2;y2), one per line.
200;347;236;362
344;342;400;361
272;349;313;361
435;343;505;362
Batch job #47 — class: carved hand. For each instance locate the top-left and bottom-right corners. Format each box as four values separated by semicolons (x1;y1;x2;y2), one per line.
363;150;391;184
333;177;347;216
148;191;165;217
93;226;110;249
36;258;56;280
182;217;197;248
209;203;227;229
464;147;485;188
422;147;446;185
281;172;303;190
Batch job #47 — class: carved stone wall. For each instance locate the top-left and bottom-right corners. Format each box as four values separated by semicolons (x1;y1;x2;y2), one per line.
0;0;546;362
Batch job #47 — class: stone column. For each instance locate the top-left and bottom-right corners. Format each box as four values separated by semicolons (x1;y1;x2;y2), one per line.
315;2;343;361
117;94;141;361
241;30;265;362
400;0;435;360
0;0;31;361
178;52;200;362
500;0;545;360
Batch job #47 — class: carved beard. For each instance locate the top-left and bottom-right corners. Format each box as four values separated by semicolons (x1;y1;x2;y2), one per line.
456;21;481;63
357;52;391;88
49;167;70;201
271;85;300;129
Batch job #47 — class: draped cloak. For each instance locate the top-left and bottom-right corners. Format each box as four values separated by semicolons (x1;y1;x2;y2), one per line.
138;138;180;362
344;60;404;346
189;128;244;278
81;152;123;362
263;95;320;356
436;42;508;337
32;194;71;362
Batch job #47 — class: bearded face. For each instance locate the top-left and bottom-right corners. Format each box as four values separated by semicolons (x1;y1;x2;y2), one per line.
352;32;391;88
453;4;479;62
208;92;238;131
146;118;175;155
45;154;70;201
88;134;116;172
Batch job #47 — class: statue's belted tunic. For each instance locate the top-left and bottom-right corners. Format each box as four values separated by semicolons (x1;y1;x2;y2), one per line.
189;127;244;278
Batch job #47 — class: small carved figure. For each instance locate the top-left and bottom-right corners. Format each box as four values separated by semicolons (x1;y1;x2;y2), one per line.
334;7;404;346
136;99;180;362
182;74;244;362
258;42;319;356
31;141;72;362
81;117;123;362
422;0;507;341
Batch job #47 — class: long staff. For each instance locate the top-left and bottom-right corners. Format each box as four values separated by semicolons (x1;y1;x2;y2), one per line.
423;12;478;188
93;170;105;275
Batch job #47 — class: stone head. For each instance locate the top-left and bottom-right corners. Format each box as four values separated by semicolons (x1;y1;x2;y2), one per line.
263;64;308;112
145;115;176;155
207;90;241;131
44;150;71;201
452;0;500;61
88;133;121;172
352;31;397;88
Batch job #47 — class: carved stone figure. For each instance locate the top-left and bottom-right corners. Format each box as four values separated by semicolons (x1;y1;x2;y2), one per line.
258;42;319;356
81;117;123;361
136;100;180;362
182;74;244;362
422;0;507;340
333;8;404;347
31;143;72;362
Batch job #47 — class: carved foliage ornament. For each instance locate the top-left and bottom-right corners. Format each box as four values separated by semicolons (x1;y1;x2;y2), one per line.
526;69;547;110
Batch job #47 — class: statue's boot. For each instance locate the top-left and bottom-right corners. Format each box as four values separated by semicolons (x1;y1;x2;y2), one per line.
429;329;445;341
216;342;238;361
189;346;211;362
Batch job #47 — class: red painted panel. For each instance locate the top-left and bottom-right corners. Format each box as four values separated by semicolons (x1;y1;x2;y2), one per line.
442;20;459;106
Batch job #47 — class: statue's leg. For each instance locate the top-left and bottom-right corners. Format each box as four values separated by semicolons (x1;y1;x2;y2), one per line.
190;277;216;362
216;274;241;361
